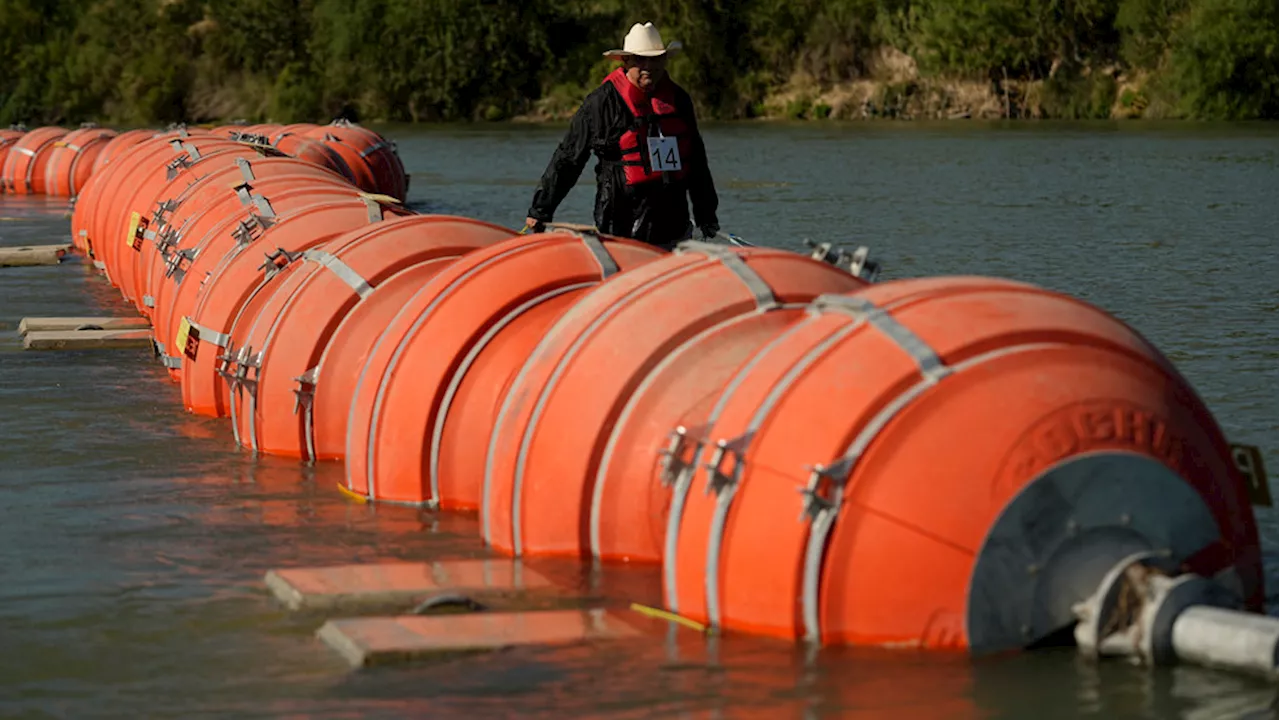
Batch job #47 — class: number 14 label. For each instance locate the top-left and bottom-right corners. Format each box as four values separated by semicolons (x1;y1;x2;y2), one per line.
648;136;682;172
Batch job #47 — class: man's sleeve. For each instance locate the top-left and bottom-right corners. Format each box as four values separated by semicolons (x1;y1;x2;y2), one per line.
681;92;720;233
528;92;598;222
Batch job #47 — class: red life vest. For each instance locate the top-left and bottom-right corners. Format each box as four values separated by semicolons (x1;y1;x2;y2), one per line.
604;67;692;185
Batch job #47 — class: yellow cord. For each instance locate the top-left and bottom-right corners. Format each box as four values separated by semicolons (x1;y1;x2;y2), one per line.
629;602;708;633
335;481;370;504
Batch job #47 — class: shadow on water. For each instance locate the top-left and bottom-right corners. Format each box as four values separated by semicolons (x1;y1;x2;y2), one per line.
0;121;1276;718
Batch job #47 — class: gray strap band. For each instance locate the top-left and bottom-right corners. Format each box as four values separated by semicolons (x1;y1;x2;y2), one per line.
302;250;374;298
677;241;777;309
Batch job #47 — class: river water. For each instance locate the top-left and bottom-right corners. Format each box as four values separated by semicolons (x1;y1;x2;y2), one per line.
0;121;1275;719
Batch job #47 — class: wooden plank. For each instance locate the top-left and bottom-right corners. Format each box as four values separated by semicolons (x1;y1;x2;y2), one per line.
22;329;153;351
264;559;556;612
317;609;642;668
0;244;74;267
18;316;151;335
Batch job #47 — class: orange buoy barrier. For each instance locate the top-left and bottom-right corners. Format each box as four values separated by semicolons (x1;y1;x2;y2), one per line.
241;123;284;138
0;128;24;174
344;230;667;509
1;126;68;194
303;120;406;200
481;242;867;560
107;141;271;307
73;129;209;264
151;175;361;367
176;192;411;417
43;126;117;198
88;128;155;177
269;124;321;143
227;215;515;459
309;259;465;463
138;156;350;326
260;131;358;187
662;276;1264;652
94;136;246;293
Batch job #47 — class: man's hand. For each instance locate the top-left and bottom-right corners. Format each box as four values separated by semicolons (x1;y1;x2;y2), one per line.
524;217;546;234
699;224;720;240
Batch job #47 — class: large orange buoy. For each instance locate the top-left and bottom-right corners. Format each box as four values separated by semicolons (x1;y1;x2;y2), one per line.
72;129;167;254
310;260;461;463
227;215;514;459
138;156;349;325
269;124;321;143
267;132;357;186
176;193;411;417
303;120;406;200
481;242;866;560
0;128;24;177
108;142;270;307
0;126;68;194
95;137;247;293
345;230;666;510
43;126;117;197
664;276;1264;654
78;130;211;273
151;176;360;367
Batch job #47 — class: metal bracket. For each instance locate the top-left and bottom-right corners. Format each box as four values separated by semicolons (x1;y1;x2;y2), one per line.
259;247;303;279
291;366;319;415
802;239;882;282
164;247;197;281
703;434;752;497
658;426;703;488
797;456;854;522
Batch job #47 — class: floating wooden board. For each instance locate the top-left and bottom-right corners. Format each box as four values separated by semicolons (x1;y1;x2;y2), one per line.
22;329;153;351
18;316;151;334
317;608;642;668
265;559;556;612
0;244;74;267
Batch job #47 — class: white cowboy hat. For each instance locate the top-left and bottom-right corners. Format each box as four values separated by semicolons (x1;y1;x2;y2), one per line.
603;22;683;59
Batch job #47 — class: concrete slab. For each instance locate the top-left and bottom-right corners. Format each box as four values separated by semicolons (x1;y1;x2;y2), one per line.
18;316;151;334
0;244;73;267
264;559;556;612
317;608;642;668
22;329;154;351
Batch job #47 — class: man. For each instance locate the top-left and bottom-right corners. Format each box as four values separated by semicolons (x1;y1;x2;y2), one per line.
524;22;720;250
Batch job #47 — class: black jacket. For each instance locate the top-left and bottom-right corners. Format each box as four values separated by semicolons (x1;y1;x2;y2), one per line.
527;78;719;248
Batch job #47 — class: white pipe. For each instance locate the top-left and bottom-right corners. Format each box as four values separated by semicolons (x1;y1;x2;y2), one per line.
1170;605;1279;679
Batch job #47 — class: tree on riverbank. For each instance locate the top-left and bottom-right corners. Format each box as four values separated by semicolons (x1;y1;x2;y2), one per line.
0;0;1274;125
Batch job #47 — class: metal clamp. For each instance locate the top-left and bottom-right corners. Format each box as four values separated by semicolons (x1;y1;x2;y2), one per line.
703;434;751;496
802;239;882;282
164;247;197;281
658;426;702;488
259;247;303;279
798;457;854;522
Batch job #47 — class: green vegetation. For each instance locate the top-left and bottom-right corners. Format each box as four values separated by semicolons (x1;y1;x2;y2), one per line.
1;0;1274;125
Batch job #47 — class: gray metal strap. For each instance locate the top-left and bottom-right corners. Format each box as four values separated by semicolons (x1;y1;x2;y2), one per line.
92;260;105;270
234;184;253;206
302;249;373;298
251;194;276;220
577;231;619;278
187;318;231;348
160;354;183;369
182;142;202;161
66;142;83;152
15;147;34;157
360;195;384;223
142;295;155;308
677;241;777;309
235;157;255;183
358;140;389;158
812;294;950;381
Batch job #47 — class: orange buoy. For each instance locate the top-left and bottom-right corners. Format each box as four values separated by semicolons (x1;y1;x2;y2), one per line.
664;276;1264;654
96;137;247;295
0;126;68;194
43;126;117;197
228;215;514;459
88;128;156;176
209;124;249;137
345;230;666;509
269;124;320;143
151;176;360;367
0;128;24;177
71;129;165;254
109;142;270;308
303;121;405;199
176;193;411;417
138;156;349;325
79;130;210;273
241;123;284;138
268;133;358;186
481;242;866;560
310;260;464;463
